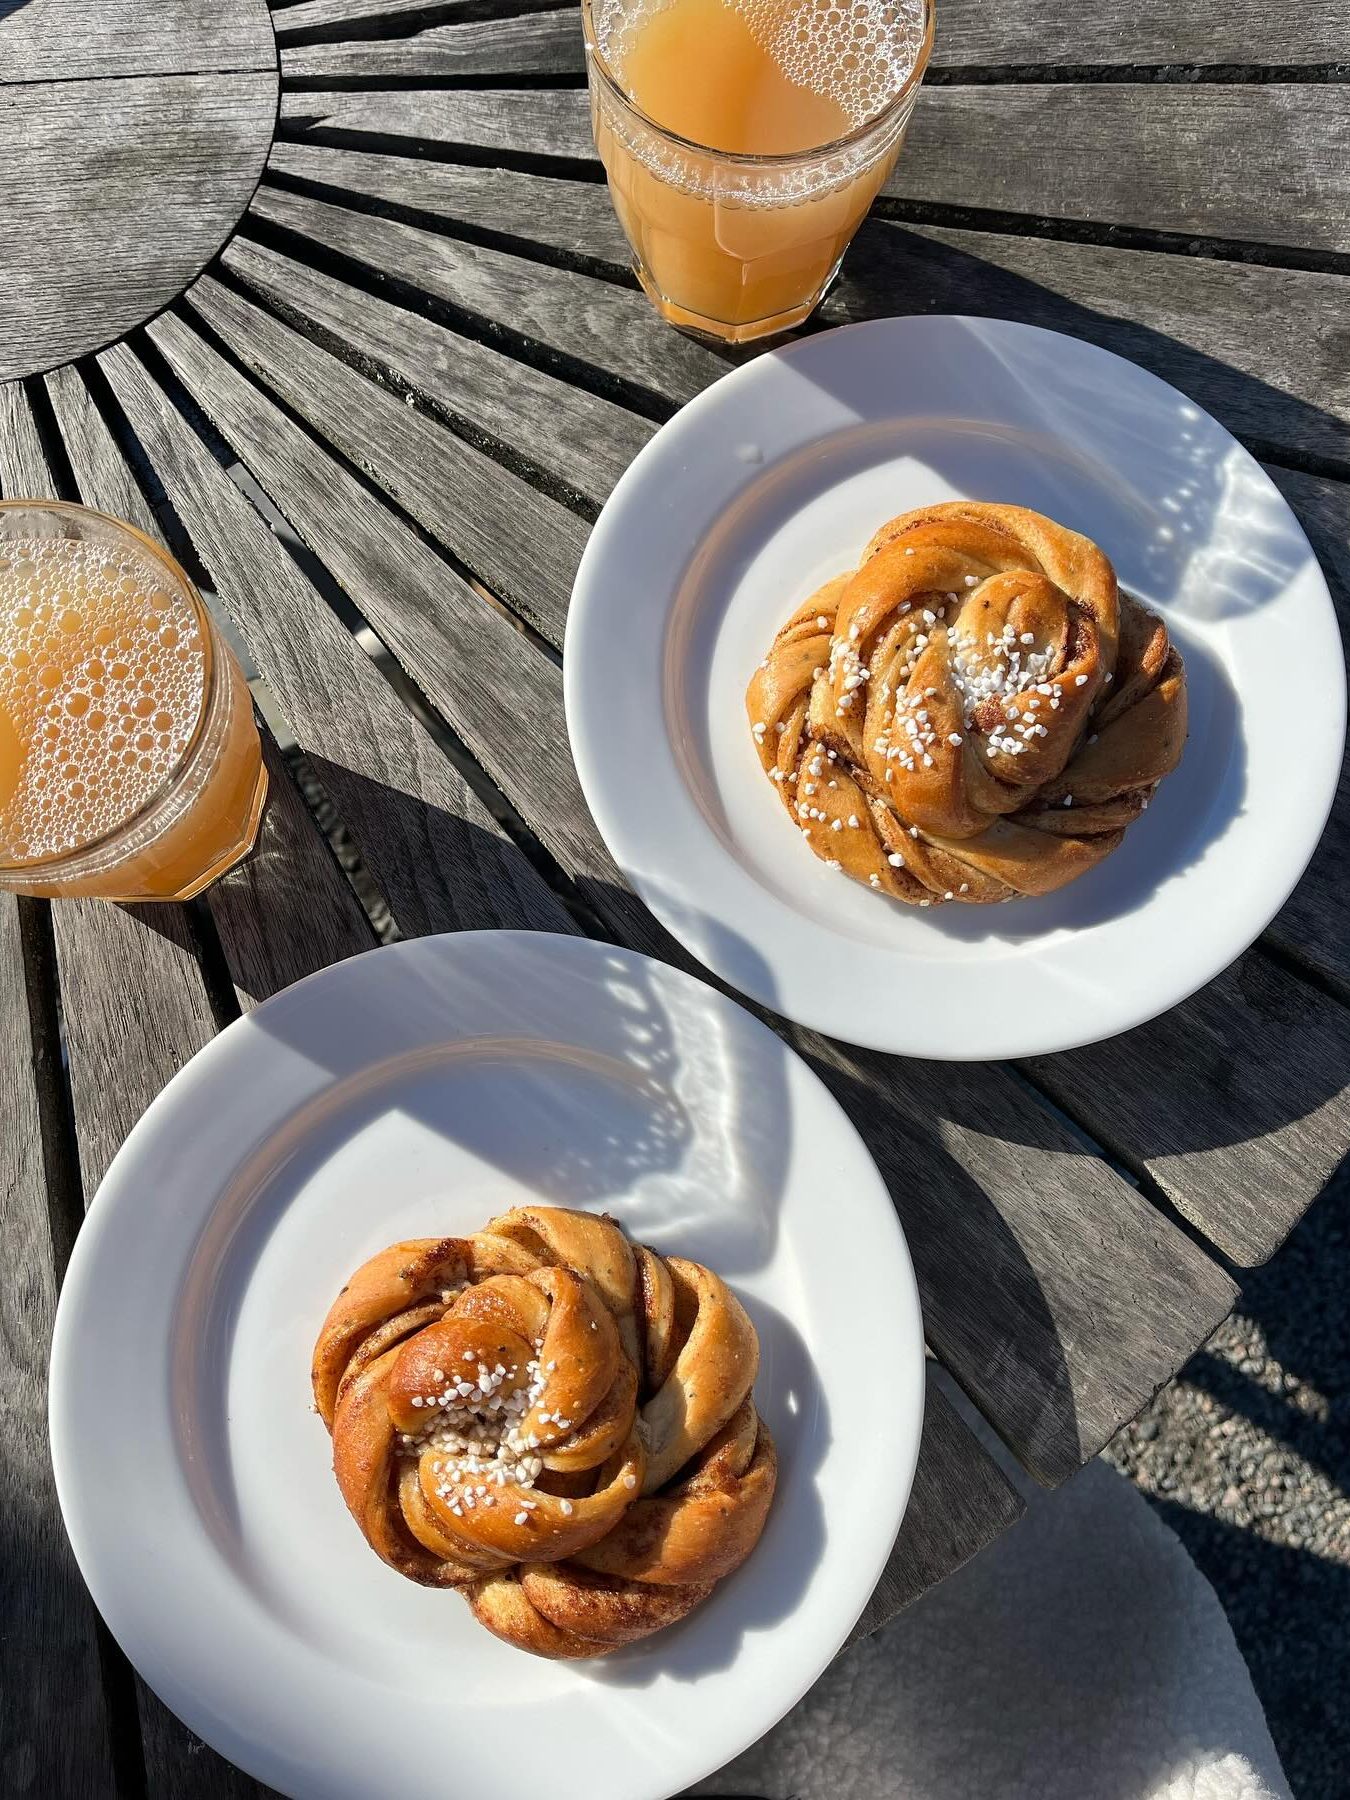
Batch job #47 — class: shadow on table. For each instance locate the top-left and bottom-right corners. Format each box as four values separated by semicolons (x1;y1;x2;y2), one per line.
823;215;1350;477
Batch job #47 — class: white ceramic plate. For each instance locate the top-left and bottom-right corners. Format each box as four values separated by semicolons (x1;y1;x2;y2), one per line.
565;316;1344;1057
50;931;923;1800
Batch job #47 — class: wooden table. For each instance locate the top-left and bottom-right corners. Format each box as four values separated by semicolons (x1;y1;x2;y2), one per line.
3;0;1348;1793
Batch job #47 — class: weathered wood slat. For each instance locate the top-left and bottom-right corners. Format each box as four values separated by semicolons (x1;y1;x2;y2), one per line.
277;83;596;160
825;216;1350;470
0;71;278;382
267;140;631;263
143;309;609;882
261;142;1350;469
221;232;652;506
1259;464;1350;1000
0;383;134;1800
280;10;581;80
248;182;726;407
97;339;575;942
898;85;1350;254
274;0;1350;69
203;726;380;1008
0;900;119;1800
0;0;276;82
0;380;57;501
273;0;573;35
187;269;585;645
50;900;220;1193
1027;954;1350;1266
846;1368;1023;1645
46;364;163;539
273;0;556;35
140;307;1237;1483
276;82;1350;256
936;0;1348;64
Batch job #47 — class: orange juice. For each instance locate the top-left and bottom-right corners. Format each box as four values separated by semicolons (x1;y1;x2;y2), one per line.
584;0;932;340
0;505;266;900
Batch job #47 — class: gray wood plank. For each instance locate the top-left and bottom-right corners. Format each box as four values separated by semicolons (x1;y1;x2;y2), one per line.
45;364;162;538
97;340;575;941
203;725;379;1008
49;899;220;1193
248;182;727;407
823;216;1350;471
260;144;1350;469
187;268;584;645
273;0;496;34
1259;464;1350;1000
1026;954;1350;1266
219;232;653;506
278;82;1350;255
896;85;1350;254
934;0;1349;64
0;0;275;83
0;896;119;1797
274;0;575;33
0;379;57;500
280;10;582;80
0;71;278;381
139;306;1238;1482
846;1368;1024;1645
267;140;631;264
275;0;1350;69
277;84;596;160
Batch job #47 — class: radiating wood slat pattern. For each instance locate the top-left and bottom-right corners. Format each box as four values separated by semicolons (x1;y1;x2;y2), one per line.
97;340;578;941
222;233;652;508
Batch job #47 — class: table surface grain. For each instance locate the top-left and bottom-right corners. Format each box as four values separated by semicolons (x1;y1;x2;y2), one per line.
1;1;1348;1792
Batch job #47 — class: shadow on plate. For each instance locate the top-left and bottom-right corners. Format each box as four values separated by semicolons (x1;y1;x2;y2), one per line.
585;1296;829;1687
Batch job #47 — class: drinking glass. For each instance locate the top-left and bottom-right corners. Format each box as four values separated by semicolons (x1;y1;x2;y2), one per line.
581;0;934;344
0;502;267;900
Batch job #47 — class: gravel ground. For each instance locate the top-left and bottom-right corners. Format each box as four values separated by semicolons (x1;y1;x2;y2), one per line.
1106;1164;1350;1800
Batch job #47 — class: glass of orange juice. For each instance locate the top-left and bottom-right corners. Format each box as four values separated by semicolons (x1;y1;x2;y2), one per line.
582;0;934;343
0;501;267;901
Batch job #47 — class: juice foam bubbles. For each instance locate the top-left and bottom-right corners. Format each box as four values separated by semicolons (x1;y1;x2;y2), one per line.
0;537;205;864
596;0;928;132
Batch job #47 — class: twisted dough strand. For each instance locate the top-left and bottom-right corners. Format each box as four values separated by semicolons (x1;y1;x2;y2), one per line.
747;501;1186;904
314;1205;775;1658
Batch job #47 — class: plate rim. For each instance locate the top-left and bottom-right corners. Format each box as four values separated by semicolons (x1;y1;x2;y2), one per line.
48;928;925;1800
564;313;1346;1058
